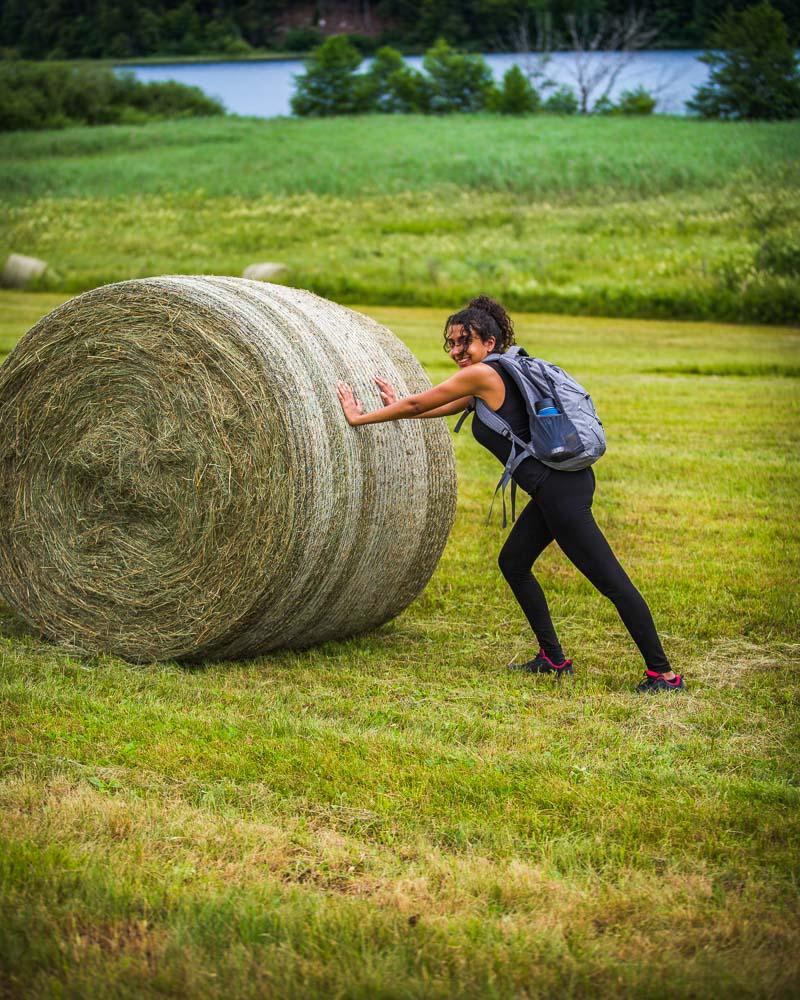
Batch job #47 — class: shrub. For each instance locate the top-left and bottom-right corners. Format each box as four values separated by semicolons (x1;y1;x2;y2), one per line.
616;86;657;115
0;86;50;132
346;33;379;56
592;95;616;115
0;63;223;132
124;77;226;118
290;35;369;117
422;38;494;113
203;16;247;55
592;87;656;116
755;232;800;276
282;26;323;52
493;65;539;115
224;37;253;56
362;46;430;113
542;85;578;115
687;1;800;120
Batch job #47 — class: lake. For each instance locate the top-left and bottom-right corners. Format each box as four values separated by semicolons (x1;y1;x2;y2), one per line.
121;50;711;118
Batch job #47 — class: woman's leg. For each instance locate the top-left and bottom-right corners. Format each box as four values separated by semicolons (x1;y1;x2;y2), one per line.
535;469;671;672
497;497;565;662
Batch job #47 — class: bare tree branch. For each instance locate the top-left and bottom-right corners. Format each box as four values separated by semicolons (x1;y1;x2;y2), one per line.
508;8;556;93
565;8;659;113
644;62;688;113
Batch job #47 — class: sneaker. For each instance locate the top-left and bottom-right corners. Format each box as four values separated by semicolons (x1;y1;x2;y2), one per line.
509;649;573;676
636;669;685;693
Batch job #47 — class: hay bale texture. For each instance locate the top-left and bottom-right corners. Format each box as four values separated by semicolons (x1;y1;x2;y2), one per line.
0;277;457;662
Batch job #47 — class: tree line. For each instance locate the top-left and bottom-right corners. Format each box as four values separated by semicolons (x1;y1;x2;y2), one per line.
2;2;797;128
2;0;799;61
291;5;799;120
291;36;657;117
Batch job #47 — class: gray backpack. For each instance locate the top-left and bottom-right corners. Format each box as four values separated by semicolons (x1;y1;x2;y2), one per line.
454;347;606;526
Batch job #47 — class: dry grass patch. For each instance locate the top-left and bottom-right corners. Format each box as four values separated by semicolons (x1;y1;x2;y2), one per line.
1;776;798;950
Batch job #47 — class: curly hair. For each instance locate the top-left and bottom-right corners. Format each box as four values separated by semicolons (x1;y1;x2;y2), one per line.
443;295;515;356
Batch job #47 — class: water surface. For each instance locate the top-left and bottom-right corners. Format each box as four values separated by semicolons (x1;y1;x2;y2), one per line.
122;50;711;118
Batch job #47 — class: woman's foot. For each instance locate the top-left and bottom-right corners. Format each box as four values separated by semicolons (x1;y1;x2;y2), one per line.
637;669;685;693
509;649;573;676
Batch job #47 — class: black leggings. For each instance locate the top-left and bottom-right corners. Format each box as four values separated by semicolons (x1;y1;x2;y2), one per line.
498;467;670;672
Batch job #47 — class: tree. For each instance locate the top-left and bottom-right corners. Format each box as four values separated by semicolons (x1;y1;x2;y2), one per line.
415;0;472;46
362;46;431;113
505;5;557;94
615;85;656;115
493;64;539;114
687;2;800;120
542;84;578;114
162;1;203;55
423;38;494;112
289;36;503;117
565;8;659;113
290;35;368;117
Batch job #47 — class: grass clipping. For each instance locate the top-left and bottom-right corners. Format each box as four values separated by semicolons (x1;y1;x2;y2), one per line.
0;277;457;662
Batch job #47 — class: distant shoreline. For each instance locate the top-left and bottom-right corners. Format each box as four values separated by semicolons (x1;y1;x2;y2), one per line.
8;46;715;70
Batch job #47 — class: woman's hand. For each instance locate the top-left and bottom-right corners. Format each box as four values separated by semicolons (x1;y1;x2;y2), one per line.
374;375;397;407
336;381;365;426
337;363;490;427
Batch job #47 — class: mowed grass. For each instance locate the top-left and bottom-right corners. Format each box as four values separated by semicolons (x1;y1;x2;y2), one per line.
1;293;799;997
1;115;799;322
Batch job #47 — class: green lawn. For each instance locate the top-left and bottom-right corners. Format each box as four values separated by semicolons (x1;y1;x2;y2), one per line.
2;293;799;997
1;115;799;322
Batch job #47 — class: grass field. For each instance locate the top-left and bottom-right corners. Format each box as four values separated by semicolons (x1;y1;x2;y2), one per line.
2;115;799;322
1;292;799;997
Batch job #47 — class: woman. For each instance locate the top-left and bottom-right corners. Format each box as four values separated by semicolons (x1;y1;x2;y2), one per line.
336;296;683;693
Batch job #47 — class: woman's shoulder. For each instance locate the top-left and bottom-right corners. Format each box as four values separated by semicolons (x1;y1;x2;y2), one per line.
481;358;513;384
477;359;507;386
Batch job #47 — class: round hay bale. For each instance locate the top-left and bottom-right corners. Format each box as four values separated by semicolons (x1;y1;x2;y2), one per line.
242;262;287;282
0;277;457;663
2;253;47;289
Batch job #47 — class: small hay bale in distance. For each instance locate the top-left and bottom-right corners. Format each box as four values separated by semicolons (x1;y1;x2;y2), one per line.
0;277;457;662
242;262;287;281
2;253;47;289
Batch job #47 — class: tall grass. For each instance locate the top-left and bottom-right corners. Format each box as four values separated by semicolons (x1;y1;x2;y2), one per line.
1;294;799;996
1;115;798;201
1;115;798;323
3;185;798;323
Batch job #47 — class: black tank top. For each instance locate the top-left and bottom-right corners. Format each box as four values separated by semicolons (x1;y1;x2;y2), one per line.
471;359;550;496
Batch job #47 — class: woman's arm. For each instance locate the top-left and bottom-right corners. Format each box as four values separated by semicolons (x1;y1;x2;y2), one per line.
372;375;469;418
373;375;471;418
417;396;473;418
337;366;492;427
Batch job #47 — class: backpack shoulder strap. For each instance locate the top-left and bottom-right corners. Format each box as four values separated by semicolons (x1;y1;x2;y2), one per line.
453;396;517;441
451;353;539;527
472;392;535;529
452;351;524;434
453;398;474;433
489;353;550;412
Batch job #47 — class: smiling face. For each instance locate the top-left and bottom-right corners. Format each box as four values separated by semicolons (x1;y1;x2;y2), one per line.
445;324;496;369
